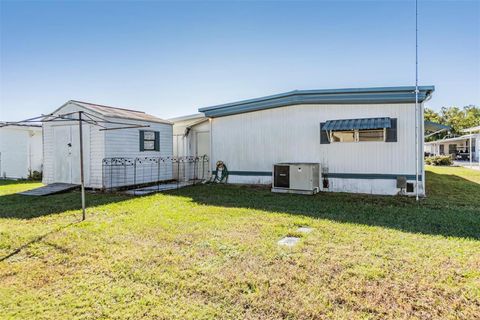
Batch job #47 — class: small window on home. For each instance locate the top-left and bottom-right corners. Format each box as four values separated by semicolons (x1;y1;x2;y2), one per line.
358;129;385;142
322;117;396;144
331;130;356;142
140;130;159;151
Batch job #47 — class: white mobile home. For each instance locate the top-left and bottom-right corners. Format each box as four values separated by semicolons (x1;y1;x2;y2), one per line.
170;113;210;160
425;133;480;162
199;86;434;196
42;100;173;189
0;123;43;179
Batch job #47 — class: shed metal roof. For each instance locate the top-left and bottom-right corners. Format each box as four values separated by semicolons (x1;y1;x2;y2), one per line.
323;117;391;131
56;100;171;124
199;86;435;118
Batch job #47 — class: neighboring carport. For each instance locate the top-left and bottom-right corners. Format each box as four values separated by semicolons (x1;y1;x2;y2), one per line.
424;120;450;138
461;125;480;168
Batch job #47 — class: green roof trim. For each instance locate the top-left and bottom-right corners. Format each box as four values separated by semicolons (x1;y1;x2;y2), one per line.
323;117;391;131
199;86;435;118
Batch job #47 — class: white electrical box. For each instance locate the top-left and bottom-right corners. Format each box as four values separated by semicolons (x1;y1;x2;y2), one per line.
272;163;320;195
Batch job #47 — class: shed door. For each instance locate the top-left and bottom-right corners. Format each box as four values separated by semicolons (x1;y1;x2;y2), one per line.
196;131;210;158
53;125;90;185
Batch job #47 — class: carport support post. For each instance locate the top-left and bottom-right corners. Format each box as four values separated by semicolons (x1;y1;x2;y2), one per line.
79;111;86;220
469;131;472;168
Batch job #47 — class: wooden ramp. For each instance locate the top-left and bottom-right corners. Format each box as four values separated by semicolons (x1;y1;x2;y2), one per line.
18;183;80;196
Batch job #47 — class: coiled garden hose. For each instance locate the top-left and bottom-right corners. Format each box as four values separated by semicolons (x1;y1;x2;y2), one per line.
211;161;229;183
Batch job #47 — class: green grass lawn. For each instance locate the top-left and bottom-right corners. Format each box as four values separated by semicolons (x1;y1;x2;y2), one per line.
0;166;479;319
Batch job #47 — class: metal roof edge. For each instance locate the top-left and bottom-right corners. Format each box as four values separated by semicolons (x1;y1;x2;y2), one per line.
51;100;171;125
103;114;173;125
168;113;206;122
199;86;435;117
425;134;479;144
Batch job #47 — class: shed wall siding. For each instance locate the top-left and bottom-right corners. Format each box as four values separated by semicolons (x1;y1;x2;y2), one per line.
104;118;173;184
42;124;54;184
42;121;103;188
211;103;424;195
42;103;105;187
89;123;105;188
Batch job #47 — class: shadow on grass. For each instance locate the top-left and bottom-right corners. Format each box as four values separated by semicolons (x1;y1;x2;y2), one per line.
1;171;479;240
0;221;78;262
169;171;480;240
0;190;131;219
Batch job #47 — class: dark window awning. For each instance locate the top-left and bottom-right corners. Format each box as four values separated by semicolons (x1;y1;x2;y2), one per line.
323;117;391;131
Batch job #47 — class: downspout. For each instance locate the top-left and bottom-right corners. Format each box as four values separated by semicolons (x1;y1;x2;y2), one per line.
209;118;213;174
414;0;420;200
421;101;425;196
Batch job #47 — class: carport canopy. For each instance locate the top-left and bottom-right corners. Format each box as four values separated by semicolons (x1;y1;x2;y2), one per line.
425;120;450;133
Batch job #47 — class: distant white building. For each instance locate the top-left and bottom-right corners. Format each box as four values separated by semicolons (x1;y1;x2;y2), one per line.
198;86;435;196
425;124;480;163
425;134;479;161
0;123;43;179
42;100;173;189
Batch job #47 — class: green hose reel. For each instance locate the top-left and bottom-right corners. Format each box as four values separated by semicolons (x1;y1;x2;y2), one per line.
211;161;229;183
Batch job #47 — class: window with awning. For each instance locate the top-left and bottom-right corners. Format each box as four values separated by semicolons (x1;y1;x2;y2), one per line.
320;117;397;144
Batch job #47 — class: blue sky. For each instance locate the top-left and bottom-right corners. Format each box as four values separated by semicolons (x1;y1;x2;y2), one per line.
0;0;478;121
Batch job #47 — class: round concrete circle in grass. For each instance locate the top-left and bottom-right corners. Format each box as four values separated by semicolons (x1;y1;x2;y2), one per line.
277;237;300;247
297;227;313;233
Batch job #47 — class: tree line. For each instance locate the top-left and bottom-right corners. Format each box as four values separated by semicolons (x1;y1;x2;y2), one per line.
425;105;480;138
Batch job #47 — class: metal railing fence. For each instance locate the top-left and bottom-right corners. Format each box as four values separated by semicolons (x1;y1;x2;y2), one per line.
102;155;209;192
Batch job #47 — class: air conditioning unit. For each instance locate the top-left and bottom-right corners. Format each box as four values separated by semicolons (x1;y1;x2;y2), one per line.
272;163;320;195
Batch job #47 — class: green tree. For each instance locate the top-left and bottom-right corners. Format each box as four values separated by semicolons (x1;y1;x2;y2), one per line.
424;105;480;139
439;105;480;133
424;108;441;123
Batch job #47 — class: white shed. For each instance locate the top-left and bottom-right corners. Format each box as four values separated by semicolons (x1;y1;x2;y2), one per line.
0;123;43;179
199;86;435;196
42;100;173;189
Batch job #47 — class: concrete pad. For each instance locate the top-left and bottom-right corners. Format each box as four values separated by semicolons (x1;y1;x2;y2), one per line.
297;227;313;233
278;237;300;247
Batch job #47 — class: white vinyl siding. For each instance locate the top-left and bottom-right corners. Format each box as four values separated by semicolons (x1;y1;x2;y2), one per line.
0;126;42;179
210;103;424;195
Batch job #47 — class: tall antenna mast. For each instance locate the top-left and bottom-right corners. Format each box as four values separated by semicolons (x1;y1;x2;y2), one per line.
415;0;420;201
